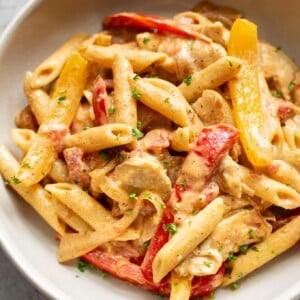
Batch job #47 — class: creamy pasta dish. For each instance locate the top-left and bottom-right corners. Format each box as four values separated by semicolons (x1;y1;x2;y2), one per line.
1;1;300;299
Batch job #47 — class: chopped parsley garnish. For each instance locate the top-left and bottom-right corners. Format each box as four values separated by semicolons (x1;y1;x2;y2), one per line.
183;74;193;86
275;45;282;52
248;228;254;239
4;179;10;185
77;259;97;272
125;209;133;216
179;180;187;188
22;161;31;168
164;97;170;104
143;241;150;249
57;96;66;104
132;128;144;139
272;249;278;255
129;192;138;200
108;106;115;115
236;272;244;278
84;125;93;130
288;81;296;92
252;246;259;252
231;282;240;290
143;37;151;44
227;253;236;262
99;151;110;161
229;60;233;67
161;203;166;209
116;152;127;160
204;261;212;268
164;223;178;235
239;244;249;255
133;74;140;81
137;120;142;129
143;192;153;200
132;87;141;99
272;91;283;98
11;176;21;184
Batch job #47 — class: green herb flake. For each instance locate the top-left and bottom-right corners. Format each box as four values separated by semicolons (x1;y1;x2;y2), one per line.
275;45;282;52
57;96;66;104
183;74;193;86
108;106;116;115
236;272;244;278
143;241;150;249
4;179;10;185
77;259;97;272
84;125;93;130
227;253;236;262
164;223;178;235
209;292;215;299
161;203;166;209
252;246;259;252
133;74;140;81
21;161;31;169
125;209;133;216
229;60;233;67
204;261;211;268
239;244;249;255
116;152;127;160
164;97;170;104
137;120;142;129
288;81;296;92
179;180;187;188
272;249;278;255
272;91;283;98
11;176;21;185
100;271;109;278
82;169;87;173
143;37;151;44
162;160;169;167
248;228;254;239
231;282;240;290
132;87;141;99
143;192;153;200
99;151;110;161
132;128;144;139
129;192;138;200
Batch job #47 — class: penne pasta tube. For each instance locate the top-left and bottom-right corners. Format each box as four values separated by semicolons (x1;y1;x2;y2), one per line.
54;200;92;234
0;145;64;235
81;43;167;73
169;126;196;152
24;71;51;124
30;33;89;88
146;78;203;132
45;183;116;231
170;271;192;300
222;216;300;286
11;128;36;153
152;197;224;283
129;77;190;127
57;196;142;262
39;52;88;132
65;124;134;152
17;135;57;186
112;54;137;128
239;164;300;209
178;56;242;102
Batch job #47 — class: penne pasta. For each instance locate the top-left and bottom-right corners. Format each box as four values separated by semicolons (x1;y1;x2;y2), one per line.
222;216;300;286
170;271;192;300
178;56;242;102
31;33;89;88
0;145;64;235
152;197;224;283
65;124;134;152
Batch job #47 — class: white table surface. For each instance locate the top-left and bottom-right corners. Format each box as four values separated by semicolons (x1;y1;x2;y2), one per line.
0;1;48;299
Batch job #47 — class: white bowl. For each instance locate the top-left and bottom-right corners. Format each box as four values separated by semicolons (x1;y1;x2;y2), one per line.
0;0;300;299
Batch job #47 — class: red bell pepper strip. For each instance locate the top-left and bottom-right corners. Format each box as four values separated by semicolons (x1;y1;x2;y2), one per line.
82;248;225;297
102;12;210;42
141;204;174;282
92;75;109;126
174;124;239;202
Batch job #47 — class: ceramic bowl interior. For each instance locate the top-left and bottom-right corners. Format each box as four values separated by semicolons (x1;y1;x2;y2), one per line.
0;0;300;299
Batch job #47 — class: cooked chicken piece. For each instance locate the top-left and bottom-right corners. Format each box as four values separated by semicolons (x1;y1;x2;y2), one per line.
136;32;226;81
192;89;235;126
14;105;38;131
111;152;172;200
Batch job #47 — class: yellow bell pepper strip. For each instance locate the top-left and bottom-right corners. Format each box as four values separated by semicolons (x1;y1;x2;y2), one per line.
228;18;273;167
